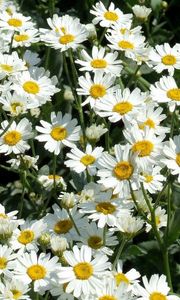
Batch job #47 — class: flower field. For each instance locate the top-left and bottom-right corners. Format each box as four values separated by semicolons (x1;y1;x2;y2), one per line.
0;0;180;299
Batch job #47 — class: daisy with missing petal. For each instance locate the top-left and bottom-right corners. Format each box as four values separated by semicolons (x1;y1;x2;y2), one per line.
134;274;179;300
149;43;180;76
90;1;132;28
150;76;180;112
76;46;123;76
79;189;132;228
65;144;104;176
95;88;145;123
12;28;40;48
146;206;167;232
0;279;30;300
14;251;59;295
36;112;80;155
139;166;165;194
0;12;34;32
0;51;27;80
123;126;165;170
57;245;111;298
38;174;67;191
77;72;116;108
0;245;17;278
97;144;137;196
162;135;180;182
0;91;29;116
0;118;33;155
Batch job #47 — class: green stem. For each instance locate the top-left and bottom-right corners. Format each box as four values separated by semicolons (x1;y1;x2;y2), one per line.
9;32;14;54
19;172;26;218
165;181;171;240
170;108;176;138
67;209;81;236
154;175;170;208
99;28;107;44
127;65;141;87
45;47;51;70
53;154;57;190
0;117;16;137
163;250;173;292
112;238;127;269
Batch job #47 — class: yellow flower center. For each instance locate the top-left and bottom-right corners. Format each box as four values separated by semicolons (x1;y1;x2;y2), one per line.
50;126;67;141
150;292;167;300
14;34;29;42
115;273;130;286
113;101;133;115
7;18;22;27
0;213;7;219
23;81;40;94
99;296;117;300
80;154;96;166
54;219;73;234
91;59;107;69
73;262;93;280
88;235;103;249
11;102;23;114
176;153;180;166
3;130;22;146
104;11;118;21
120;28;127;34
18;230;35;245
27;264;46;281
11;290;22;300
89;84;106;99
144;174;153;183
48;174;61;180
167;88;180;101
0;64;13;72
0;257;7;269
96;202;116;215
139;118;155;130
132;140;154;157
59;34;75;44
155;216;161;225
161;55;176;65
114;161;134;180
118;40;134;49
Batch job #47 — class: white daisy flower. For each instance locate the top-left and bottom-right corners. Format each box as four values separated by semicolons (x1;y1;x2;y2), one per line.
7;155;39;170
79;189;132;228
150;76;180;112
40;15;88;52
139;166;165;194
0;245;17;277
0;91;29;116
109;21;143;38
0;12;34;32
36;111;80;155
0;51;27;80
97;144;138;196
12;28;40;48
50;235;69;255
14;251;59;295
113;260;141;291
57;245;111;297
11;68;59;108
77;72;116;108
0;206;23;241
9;219;47;253
132;5;152;21
77;182;107;204
0;118;33;155
149;43;180;76
90;1;132;28
123;126;165;170
76;46;123;76
65;144;104;176
146;206;167;232
115;214;144;237
134;274;179;300
38;174;67;191
161;135;180;182
0;278;30;300
95;88;145;123
85;123;108;143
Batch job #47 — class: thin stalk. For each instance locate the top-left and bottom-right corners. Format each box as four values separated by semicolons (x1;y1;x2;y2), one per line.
170;108;176;138
112;238;127;269
127;65;141;87
9;32;14;54
19;172;26;218
0;117;16;137
154;176;170;208
165;182;171;240
99;28;107;44
45;47;51;70
53;154;57;190
163;250;173;292
67;209;81;236
103;224;107;245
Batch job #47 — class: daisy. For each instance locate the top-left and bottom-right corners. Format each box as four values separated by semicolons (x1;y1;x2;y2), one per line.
9;219;47;253
148;43;180;76
0;11;34;32
57;245;111;297
11;68;59;108
95;88;146;123
0;118;33;155
0;91;29;116
38;174;67;191
12;28;40;48
79;189;132;228
35;111;80;155
139;166;165;194
77;182;108;204
0;245;17;278
161;135;180;182
115;214;144;238
97;143;138;196
75;46;123;76
77;72;116;108
90;1;132;28
0;279;30;300
0;51;27;80
123;126;165;170
50;235;69;255
132;5;152;21
146;206;167;232
85;123;108;143
7;155;39;171
134;274;179;300
113;260;141;291
150;76;180;112
65;144;104;176
14;251;59;295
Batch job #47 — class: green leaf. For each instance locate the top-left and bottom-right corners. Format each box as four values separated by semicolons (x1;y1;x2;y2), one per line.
121;245;147;259
167;208;180;245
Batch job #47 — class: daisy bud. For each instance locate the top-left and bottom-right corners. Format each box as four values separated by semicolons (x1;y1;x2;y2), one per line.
50;236;68;256
30;107;41;118
86;124;108;143
63;85;74;101
59;192;76;209
85;23;97;41
38;232;50;247
161;1;168;9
